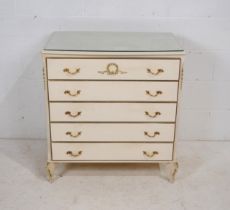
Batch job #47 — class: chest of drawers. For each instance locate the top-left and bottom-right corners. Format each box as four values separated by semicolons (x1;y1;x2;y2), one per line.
42;31;184;182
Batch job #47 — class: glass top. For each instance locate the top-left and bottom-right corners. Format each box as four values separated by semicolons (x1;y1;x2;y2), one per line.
44;31;184;52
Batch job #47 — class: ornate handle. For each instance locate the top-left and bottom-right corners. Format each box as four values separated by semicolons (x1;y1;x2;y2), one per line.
65;111;81;118
146;90;162;97
147;68;164;75
66;150;82;157
143;151;159;157
63;68;80;75
144;131;160;138
145;111;161;118
66;131;82;138
64;90;81;96
98;63;127;75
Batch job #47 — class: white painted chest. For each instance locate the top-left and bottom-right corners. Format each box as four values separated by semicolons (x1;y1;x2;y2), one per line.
42;31;184;182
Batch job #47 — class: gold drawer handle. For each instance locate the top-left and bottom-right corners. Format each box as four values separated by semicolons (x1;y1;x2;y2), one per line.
64;90;81;96
147;68;164;75
144;131;160;138
146;90;162;97
145;111;161;118
66;150;82;157
65;111;81;118
143;151;159;158
63;68;80;75
66;131;82;138
98;63;127;75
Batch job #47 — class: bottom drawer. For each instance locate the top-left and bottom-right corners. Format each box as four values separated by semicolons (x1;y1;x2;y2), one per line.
52;143;173;161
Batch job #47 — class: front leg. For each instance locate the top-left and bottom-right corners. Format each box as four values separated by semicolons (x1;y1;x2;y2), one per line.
46;162;55;182
159;161;179;183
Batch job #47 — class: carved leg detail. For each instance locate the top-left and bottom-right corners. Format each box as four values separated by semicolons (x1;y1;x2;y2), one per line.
159;162;179;183
46;162;55;182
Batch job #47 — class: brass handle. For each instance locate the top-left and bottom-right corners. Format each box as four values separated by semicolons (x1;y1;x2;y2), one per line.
147;68;164;75
98;63;127;75
66;131;82;138
145;111;161;118
144;131;160;138
65;111;81;118
64;90;81;96
146;90;162;97
143;151;159;158
63;68;80;75
66;150;82;157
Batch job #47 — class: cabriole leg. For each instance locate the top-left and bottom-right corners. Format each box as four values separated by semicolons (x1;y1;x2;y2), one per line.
46;162;55;182
159;161;179;183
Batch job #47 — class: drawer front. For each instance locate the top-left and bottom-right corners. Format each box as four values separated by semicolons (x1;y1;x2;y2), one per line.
49;103;177;122
50;123;175;142
47;59;180;80
48;81;178;102
52;143;173;161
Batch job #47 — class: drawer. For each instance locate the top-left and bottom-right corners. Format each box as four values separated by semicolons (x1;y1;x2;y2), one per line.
47;59;180;80
51;143;173;161
50;123;175;142
48;81;178;102
49;103;177;122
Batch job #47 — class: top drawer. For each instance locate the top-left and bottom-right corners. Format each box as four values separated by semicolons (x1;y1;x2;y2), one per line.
47;58;180;80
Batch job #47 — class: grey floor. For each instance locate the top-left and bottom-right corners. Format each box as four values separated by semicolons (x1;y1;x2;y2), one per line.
0;139;229;210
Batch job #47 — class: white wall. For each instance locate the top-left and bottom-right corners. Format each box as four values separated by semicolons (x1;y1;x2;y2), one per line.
0;0;229;141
